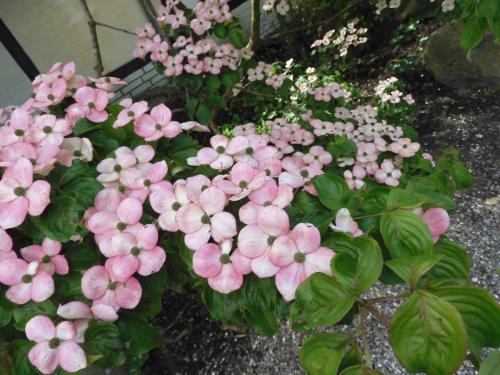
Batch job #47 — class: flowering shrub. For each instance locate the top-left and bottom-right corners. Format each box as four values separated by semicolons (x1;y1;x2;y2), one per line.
0;2;499;375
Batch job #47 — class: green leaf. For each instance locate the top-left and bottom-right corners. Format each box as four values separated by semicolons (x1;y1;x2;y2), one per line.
331;237;383;295
479;351;500;375
293;191;324;215
221;71;240;90
30;195;86;242
10;340;37;375
476;0;498;18
0;305;11;328
430;286;500;350
12;300;56;331
290;273;355;330
206;95;226;109
450;161;473;189
380;210;433;259
195;103;214;125
228;26;245;48
386;189;424;210
427;239;470;280
206;76;221;93
327;136;357;159
339;365;383;375
460;16;487;53
385;254;442;288
299;333;351;375
73;118;95;136
186;98;199;120
84;322;126;367
213;23;227;38
313;174;351;211
390;291;467;375
64;237;103;271
117;316;163;356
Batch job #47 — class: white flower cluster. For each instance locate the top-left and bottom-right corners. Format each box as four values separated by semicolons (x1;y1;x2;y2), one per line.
374;77;414;105
376;0;455;14
263;0;290;15
310;20;368;57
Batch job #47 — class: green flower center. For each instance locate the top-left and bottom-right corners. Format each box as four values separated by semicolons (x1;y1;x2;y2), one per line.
144;179;152;187
48;338;60;349
131;247;141;256
300;170;309;178
14;129;24;137
155;124;162;131
42;255;51;263
43;126;52;134
239;181;248;189
246;147;254;155
172;202;181;211
216;146;225;154
267;236;276;246
113;164;122;172
88;102;96;109
21;274;33;283
201;214;211;224
294;252;306;263
201;185;208;191
116;222;127;231
47;94;55;101
127;111;135;117
219;254;230;264
73;150;82;157
14;187;26;196
107;282;117;291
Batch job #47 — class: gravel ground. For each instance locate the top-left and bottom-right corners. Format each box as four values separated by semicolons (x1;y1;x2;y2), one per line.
141;82;500;375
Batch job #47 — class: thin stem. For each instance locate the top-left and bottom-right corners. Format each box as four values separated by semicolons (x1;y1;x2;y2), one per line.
363;293;409;305
246;0;261;50
352;213;383;220
363;304;390;329
79;0;104;75
94;21;135;35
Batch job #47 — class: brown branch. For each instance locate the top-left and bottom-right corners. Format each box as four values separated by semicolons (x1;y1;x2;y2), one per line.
363;305;391;329
79;0;104;75
246;0;261;50
94;21;135;35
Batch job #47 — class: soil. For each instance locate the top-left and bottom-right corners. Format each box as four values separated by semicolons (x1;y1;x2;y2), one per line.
140;16;500;375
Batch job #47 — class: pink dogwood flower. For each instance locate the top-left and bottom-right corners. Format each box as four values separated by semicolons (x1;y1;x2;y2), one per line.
71;86;109;123
81;263;142;321
375;159;401;186
215;161;266;201
329;208;363;237
26;316;87;374
89;76;126;92
389;138;420;158
150;181;189;232
270;223;335;301
279;156;323;194
106;224;166;280
188;135;247;170
0;158;51;229
0;108;32;146
113;100;149;128
0;258;54;304
134;103;182;141
193;242;246;293
20;237;69;276
176;186;236;250
356;142;378;163
344;165;366;190
303;146;333;168
415;207;450;243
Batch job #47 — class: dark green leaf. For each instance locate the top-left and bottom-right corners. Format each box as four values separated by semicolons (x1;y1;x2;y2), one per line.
450;161;474;189
386;189;424;210
299;333;351;375
118;316;163;356
313;174;351;211
206;76;221;93
479;351;500;375
12;300;56;331
339;365;383;375
427;239;470;280
460;16;487;53
195;103;214;125
380;210;433;258
84;322;126;367
290;273;355;330
385;254;442;288
390;291;467;375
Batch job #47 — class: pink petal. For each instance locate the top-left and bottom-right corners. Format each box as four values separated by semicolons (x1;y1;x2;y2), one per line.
52;255;69;275
270;235;297;267
422;208;449;242
42;238;61;256
251;249;280;278
6;283;32;304
208;264;243;294
210;154;234;170
238;201;258;225
237;224;268;258
0;198;29;229
151;103;172;124
137;246;166;276
158;211;178;232
20;245;44;262
134;114;156;138
304;247;334;277
26;181;51;216
81;265;109;300
56;321;76;341
14;158;33;187
134;144;155;163
58;341;87;372
275;263;307;301
184;224;211;250
230;162;254;185
25;316;56;342
177;203;204;233
117;198;143;225
86;211;119;234
149;189;176;214
210;211;237;242
290;223;320;254
31;271;55;302
197;147;218;164
147;161;168;183
137;224;158;250
230;250;252;275
225;136;248;155
0;228;13;252
57;301;92;320
0;258;28;285
249;180;278;205
115;277;142;309
108;255;139;282
193;243;223;278
94;188;123;212
91;304;119;321
199;186;226;215
28;342;58;375
256;205;289;236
